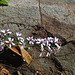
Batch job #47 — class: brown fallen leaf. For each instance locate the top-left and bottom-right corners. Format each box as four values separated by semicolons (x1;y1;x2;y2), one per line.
18;45;32;64
5;43;32;64
5;43;21;56
0;65;11;75
54;70;61;73
17;71;22;75
64;71;68;75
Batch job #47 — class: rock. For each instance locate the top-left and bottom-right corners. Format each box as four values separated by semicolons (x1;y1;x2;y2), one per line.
40;14;75;42
0;0;40;26
37;0;75;24
55;43;75;75
36;0;75;42
0;22;34;38
7;0;38;6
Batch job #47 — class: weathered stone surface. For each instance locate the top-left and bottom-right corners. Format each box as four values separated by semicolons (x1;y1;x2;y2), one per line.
37;0;75;24
0;23;34;39
41;5;75;24
0;0;41;39
41;14;75;42
55;43;75;75
7;0;38;6
0;0;40;26
38;0;75;5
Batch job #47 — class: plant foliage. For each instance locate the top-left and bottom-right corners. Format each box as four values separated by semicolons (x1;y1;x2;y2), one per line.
0;0;10;6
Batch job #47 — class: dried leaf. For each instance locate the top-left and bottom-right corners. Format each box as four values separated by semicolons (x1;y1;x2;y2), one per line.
1;68;11;75
17;71;22;75
64;71;68;75
18;45;32;64
54;70;61;73
5;43;32;64
5;43;21;56
0;65;11;75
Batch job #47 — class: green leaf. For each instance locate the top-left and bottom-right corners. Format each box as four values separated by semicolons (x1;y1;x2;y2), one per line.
14;41;20;45
0;0;8;5
40;49;42;52
51;42;56;47
4;35;9;40
0;0;9;6
6;45;9;50
18;40;21;42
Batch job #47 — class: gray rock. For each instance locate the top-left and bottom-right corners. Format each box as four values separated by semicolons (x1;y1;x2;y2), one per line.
7;0;38;6
56;43;75;75
41;4;75;24
0;5;40;25
0;0;40;39
0;0;40;26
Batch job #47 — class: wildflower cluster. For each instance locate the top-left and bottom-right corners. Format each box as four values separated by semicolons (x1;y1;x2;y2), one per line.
27;36;61;57
0;29;62;57
0;29;11;51
0;29;26;52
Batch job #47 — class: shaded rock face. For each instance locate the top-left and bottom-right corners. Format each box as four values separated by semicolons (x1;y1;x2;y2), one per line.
56;43;75;75
0;0;75;75
41;14;75;42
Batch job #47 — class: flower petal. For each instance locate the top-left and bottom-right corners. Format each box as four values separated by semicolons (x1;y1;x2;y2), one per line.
8;32;12;34
21;46;24;49
41;44;44;51
8;37;11;41
1;30;5;33
46;52;50;57
39;52;42;57
19;42;22;44
9;44;11;48
12;43;15;46
5;41;9;43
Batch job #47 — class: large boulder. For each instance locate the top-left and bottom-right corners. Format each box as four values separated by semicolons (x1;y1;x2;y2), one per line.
0;0;41;37
36;0;75;42
0;0;40;26
37;0;75;24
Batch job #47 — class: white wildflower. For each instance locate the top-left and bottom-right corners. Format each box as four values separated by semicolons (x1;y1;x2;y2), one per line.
27;36;34;44
5;37;15;48
1;29;12;35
